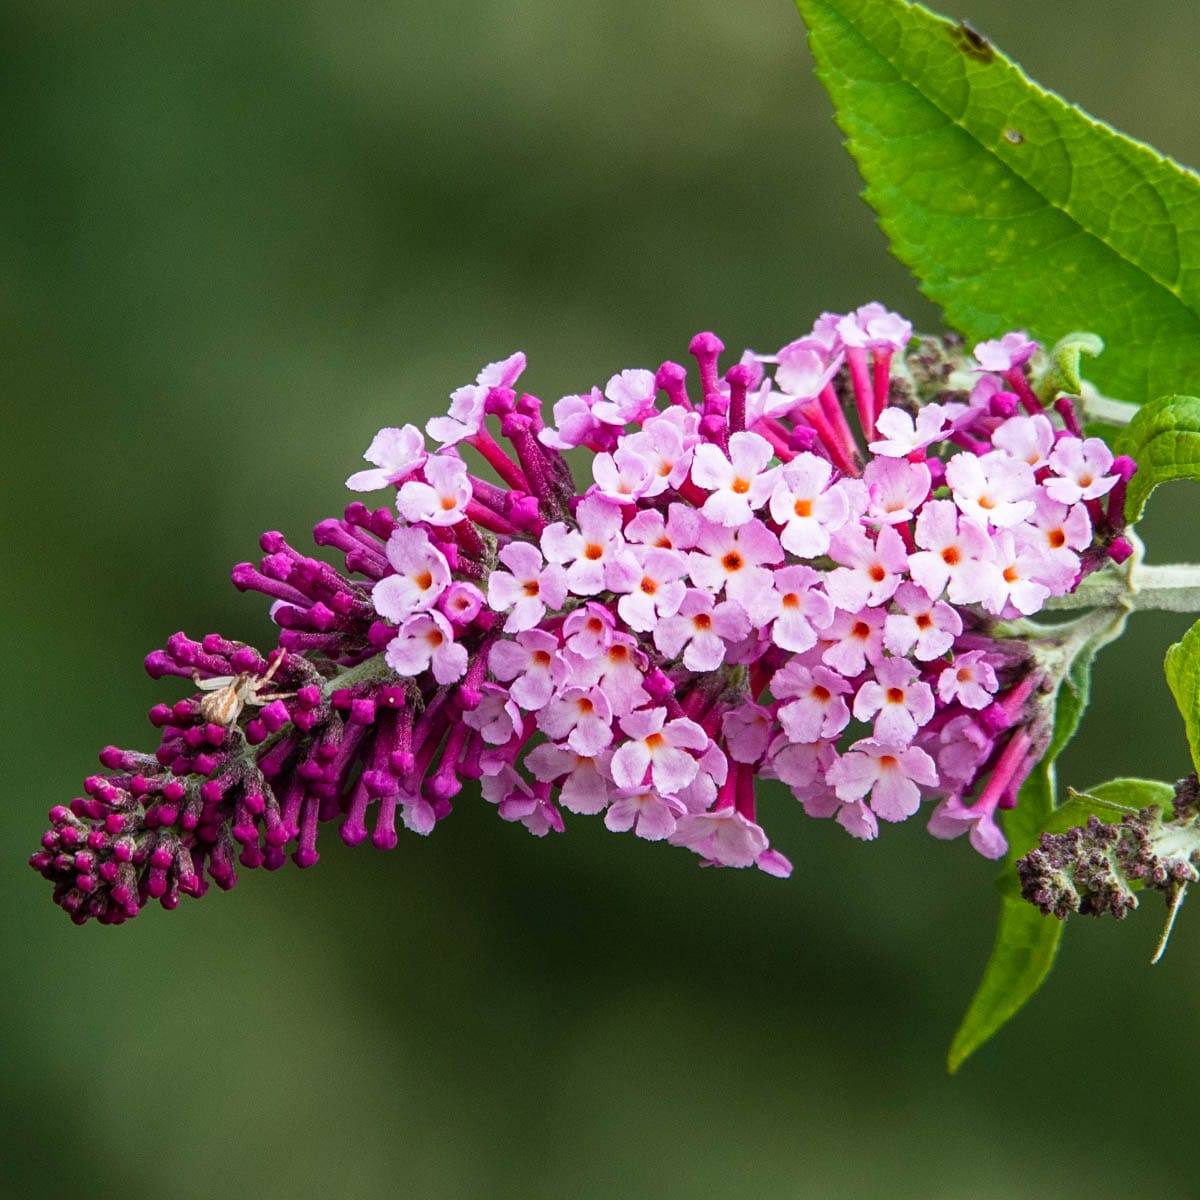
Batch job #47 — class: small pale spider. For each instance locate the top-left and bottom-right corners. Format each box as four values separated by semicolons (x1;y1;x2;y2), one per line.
192;650;293;728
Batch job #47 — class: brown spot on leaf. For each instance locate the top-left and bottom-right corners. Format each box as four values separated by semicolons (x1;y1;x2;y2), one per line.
952;20;994;62
1004;128;1024;145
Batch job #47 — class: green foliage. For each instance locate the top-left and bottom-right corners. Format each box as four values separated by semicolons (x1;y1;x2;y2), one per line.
1116;395;1200;521
793;0;1200;406
1165;619;1200;772
947;774;1060;1074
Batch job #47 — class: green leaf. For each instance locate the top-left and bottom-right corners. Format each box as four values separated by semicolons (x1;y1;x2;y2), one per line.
947;896;1060;1074
793;0;1200;407
1164;618;1200;772
1073;777;1176;816
948;766;1060;1074
1115;395;1200;521
948;608;1128;1072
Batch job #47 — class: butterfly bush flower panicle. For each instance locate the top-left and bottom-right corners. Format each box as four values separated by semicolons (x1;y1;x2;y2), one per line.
32;308;1141;924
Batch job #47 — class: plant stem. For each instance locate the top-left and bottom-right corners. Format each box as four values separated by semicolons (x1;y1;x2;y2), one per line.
1045;563;1200;613
1080;393;1140;427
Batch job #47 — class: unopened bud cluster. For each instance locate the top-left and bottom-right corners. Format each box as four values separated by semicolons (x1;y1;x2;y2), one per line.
1018;775;1200;920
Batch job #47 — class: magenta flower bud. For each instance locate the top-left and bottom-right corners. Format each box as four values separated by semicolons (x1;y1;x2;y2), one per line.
1108;536;1134;564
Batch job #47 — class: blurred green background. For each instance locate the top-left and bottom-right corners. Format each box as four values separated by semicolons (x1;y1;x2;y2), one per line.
5;2;1200;1196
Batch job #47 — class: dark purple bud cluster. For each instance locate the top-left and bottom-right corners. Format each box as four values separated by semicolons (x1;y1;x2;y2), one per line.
1017;775;1200;921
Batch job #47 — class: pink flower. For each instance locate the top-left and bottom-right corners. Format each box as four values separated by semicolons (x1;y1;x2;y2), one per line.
610;708;709;794
1020;491;1092;565
462;685;523;745
563;632;651;716
615;547;690;632
486;542;569;633
768;453;852;557
621;417;694;496
488;630;565;710
863;457;931;525
526;743;613;815
690;431;779;527
1045;437;1119;504
562;602;615;659
481;767;563;837
537;687;616;757
721;703;774;764
767;343;844;413
908;500;1002;607
623;503;703;553
346;424;427;492
766;565;835;653
686;518;783;623
927;793;1007;859
653;589;751;671
427;351;526;445
984;531;1053;616
372;527;452;621
540;389;604;450
384;611;468;684
591;443;655;503
825;524;909;611
669;808;770;868
397;454;473;526
937;651;999;710
774;661;853;743
869;403;957;457
991;414;1055;468
592;368;658;427
945;452;1037;529
852;660;935;745
828;739;938;823
541;495;638;597
883;583;961;661
439;580;486;627
605;788;686;840
836;302;913;352
820;606;886;677
972;332;1036;373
